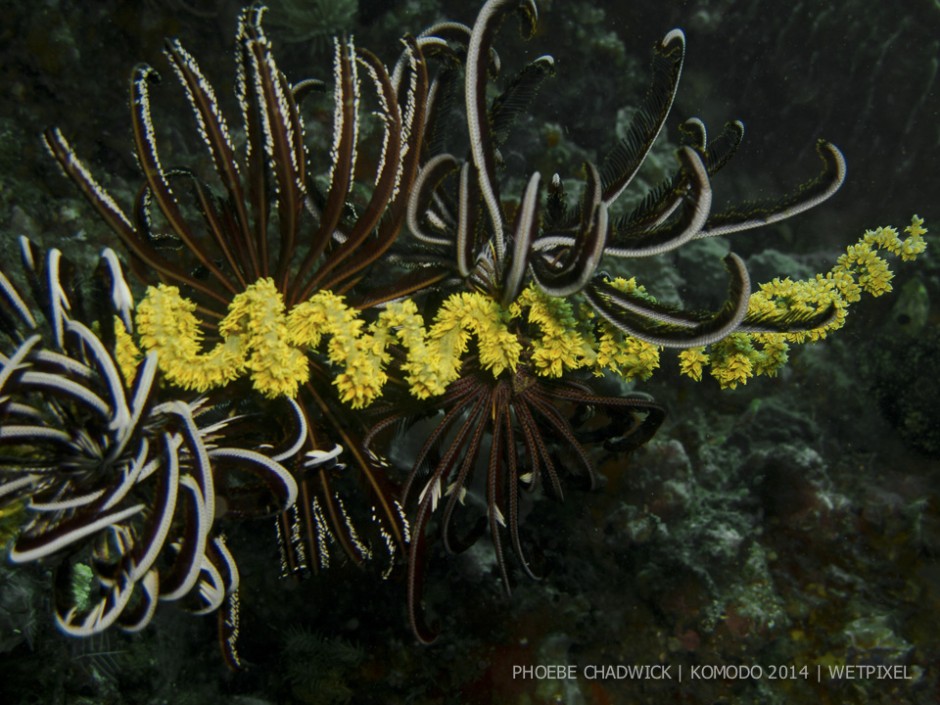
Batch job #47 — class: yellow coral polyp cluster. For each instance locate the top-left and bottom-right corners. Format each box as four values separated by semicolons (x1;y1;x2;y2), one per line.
125;275;667;406
431;292;522;378
122;278;309;398
510;286;596;377
131;283;248;392
288;291;386;407
121;217;926;401
592;278;661;381
223;279;310;398
381;299;451;399
679;216;928;388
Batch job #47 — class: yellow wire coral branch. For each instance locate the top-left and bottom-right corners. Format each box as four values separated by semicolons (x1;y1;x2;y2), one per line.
135;283;248;392
222;279;310;398
125;217;926;401
430;292;522;377
132;283;520;406
679;216;928;388
288;290;388;407
379;299;454;400
113;318;142;383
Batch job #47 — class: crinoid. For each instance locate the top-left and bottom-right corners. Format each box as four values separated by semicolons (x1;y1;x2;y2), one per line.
368;356;664;643
43;4;434;578
363;0;849;641
0;240;301;667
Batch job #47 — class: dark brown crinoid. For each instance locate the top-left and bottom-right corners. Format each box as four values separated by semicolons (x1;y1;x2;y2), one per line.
368;357;663;642
400;0;844;347
355;5;665;644
43;5;433;577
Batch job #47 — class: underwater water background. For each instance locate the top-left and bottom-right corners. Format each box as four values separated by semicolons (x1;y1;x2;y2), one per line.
0;0;938;703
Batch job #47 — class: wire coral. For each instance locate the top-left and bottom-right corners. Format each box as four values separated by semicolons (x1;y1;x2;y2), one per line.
678;216;929;388
123;275;668;408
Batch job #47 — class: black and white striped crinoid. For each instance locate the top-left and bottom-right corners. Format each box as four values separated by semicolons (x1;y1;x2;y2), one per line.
0;240;304;668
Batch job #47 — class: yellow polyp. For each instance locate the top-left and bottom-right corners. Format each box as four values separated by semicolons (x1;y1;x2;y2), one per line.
678;347;709;382
512;286;596;377
592;278;661;381
135;284;250;393
430;292;521;378
379;300;452;399
134;280;306;398
595;327;661;381
248;339;309;399
821;269;858;305
707;334;755;389
287;290;364;348
136;284;201;357
288;290;388;407
219;279;308;398
837;243;894;297
113;317;142;382
125;217;925;402
901;215;928;259
753;336;790;377
328;336;388;409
